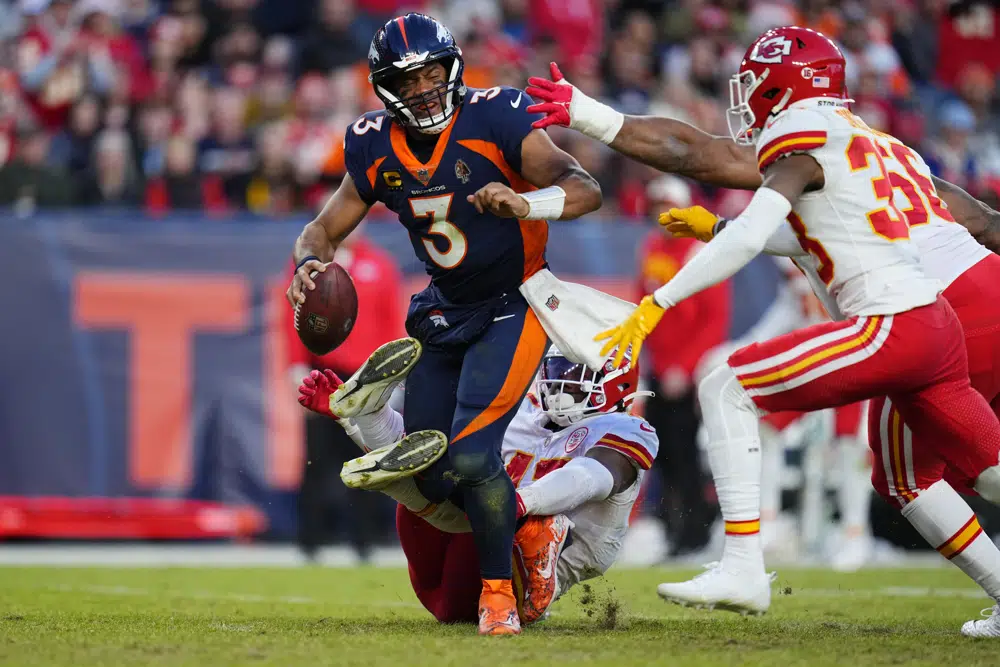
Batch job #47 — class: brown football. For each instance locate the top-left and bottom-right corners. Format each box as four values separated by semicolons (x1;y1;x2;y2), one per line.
294;262;358;355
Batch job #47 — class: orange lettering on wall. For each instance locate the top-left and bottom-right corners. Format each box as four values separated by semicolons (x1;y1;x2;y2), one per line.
265;277;304;489
74;273;248;489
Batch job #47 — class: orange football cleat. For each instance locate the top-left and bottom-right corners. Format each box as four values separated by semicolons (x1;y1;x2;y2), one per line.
515;514;573;624
478;579;520;636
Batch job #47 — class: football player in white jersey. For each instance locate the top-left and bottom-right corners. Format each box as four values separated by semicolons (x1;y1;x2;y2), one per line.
296;338;658;626
526;26;1000;633
696;261;871;569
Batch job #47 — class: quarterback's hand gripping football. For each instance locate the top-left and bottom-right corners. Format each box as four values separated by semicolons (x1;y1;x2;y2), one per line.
287;258;326;307
297;369;343;419
525;62;575;130
658;206;721;243
594;295;666;368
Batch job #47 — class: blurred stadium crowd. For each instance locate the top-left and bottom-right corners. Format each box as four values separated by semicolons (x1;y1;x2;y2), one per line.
0;0;998;217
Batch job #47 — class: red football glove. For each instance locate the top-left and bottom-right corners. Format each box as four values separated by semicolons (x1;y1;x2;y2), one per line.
297;369;343;419
526;62;573;130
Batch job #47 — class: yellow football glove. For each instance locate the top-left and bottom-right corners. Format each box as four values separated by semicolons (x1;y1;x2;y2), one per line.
594;295;666;368
658;205;721;243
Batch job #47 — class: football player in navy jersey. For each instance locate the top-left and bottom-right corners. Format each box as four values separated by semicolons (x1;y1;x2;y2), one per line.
286;14;601;635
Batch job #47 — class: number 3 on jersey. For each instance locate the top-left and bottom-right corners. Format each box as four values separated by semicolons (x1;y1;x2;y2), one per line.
409;194;467;269
846;135;910;241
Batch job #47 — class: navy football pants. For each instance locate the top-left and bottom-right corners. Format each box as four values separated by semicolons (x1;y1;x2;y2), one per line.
405;293;548;581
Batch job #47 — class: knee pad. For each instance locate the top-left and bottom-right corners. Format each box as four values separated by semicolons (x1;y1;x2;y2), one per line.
697;363;759;443
974;465;1000;504
449;446;503;486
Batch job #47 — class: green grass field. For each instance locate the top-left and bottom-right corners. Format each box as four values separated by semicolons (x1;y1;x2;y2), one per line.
0;565;997;666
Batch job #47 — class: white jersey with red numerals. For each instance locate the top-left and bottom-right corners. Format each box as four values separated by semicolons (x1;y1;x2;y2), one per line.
889;148;991;290
502;396;658;597
756;99;942;317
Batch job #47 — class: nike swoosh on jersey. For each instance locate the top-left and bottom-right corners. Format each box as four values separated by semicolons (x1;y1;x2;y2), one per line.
511;93;522;109
493;314;517;322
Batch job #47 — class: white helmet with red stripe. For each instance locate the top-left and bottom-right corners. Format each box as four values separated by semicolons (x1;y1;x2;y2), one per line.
536;345;643;427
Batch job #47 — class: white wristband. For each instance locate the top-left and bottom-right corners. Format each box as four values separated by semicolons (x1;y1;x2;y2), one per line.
520;185;566;220
570;87;625;145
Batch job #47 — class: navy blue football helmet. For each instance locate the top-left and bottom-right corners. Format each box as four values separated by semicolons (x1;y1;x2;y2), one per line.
368;13;466;134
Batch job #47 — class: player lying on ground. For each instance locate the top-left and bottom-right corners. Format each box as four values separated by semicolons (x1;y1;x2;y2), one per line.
296;337;657;625
529;26;1000;635
285;13;602;636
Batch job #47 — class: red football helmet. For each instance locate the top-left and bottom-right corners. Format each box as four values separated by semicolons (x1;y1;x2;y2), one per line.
728;26;848;145
536;346;643;427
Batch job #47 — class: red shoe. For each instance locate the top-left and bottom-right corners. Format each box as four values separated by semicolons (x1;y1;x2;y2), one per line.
515;514;572;624
478;579;520;636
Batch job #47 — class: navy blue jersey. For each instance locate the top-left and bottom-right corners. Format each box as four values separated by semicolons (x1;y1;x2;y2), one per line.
344;86;548;304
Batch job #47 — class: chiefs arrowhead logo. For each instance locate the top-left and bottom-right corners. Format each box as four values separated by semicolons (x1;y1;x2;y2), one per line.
750;35;793;64
565;427;588;453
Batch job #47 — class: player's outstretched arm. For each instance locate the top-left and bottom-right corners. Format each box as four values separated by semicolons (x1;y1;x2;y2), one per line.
609;116;761;189
932;176;1000;254
525;62;761;190
287;174;371;307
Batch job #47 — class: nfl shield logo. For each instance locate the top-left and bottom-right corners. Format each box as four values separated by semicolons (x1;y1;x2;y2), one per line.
455;159;471;184
545;295;560;311
417;168;430;184
307;313;329;334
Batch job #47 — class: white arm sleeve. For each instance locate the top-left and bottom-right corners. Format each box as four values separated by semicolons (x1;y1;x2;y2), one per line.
517;456;615;517
654;187;792;308
763;222;808;258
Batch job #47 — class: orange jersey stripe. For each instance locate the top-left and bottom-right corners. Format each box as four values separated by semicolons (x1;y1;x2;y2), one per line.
758;133;828;171
519;218;548;282
738;317;883;389
597;436;653;470
453;309;548;443
365;156;387;190
725;519;760;535
456;139;534;193
938;516;983;559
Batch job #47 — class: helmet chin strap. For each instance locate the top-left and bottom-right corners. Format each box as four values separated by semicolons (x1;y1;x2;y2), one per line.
769;88;793;116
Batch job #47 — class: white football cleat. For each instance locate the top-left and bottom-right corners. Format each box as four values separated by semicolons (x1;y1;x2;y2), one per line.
341;430;447;490
657;562;775;615
331;337;422;419
962;604;1000;638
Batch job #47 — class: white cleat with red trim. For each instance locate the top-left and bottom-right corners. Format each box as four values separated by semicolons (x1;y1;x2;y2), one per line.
962;604;1000;638
656;562;775;616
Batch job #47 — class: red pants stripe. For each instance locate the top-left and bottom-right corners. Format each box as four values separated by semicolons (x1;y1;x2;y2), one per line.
728;298;1000;505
